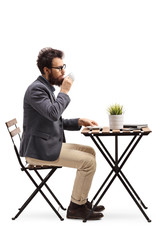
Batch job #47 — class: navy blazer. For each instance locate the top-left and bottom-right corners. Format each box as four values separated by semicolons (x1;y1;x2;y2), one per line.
19;76;81;161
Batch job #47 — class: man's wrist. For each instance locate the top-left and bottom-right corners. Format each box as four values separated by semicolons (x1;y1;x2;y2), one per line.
60;89;68;94
78;118;83;126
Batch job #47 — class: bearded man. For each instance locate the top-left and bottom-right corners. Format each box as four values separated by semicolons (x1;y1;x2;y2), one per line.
20;47;104;220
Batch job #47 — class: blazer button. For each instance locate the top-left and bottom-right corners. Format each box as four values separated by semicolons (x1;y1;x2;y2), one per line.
59;138;61;142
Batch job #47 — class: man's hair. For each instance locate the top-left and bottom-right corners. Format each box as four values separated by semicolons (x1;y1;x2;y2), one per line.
37;47;64;74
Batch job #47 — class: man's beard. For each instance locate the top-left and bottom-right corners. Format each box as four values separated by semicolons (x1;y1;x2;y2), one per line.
48;72;64;86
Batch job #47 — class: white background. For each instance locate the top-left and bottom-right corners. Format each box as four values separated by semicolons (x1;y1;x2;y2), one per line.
0;0;160;239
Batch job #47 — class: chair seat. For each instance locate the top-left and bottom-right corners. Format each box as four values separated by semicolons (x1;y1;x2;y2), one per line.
25;164;62;170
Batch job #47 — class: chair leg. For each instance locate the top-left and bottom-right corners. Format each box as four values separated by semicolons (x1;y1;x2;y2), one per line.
34;169;66;210
12;168;64;221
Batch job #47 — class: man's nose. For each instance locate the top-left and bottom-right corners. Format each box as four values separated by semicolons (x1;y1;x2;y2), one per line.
62;68;65;75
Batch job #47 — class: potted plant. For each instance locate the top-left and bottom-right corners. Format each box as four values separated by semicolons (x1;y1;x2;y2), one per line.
107;104;124;129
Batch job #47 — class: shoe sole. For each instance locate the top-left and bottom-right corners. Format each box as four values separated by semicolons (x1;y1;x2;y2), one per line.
66;214;103;220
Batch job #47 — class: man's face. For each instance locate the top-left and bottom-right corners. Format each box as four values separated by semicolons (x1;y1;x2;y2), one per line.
48;57;65;86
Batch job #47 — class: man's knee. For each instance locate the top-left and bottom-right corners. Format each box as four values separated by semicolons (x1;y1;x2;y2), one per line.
91;157;96;172
87;146;96;157
83;154;96;172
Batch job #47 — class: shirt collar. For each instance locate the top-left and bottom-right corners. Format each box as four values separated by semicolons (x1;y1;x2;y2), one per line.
40;75;55;92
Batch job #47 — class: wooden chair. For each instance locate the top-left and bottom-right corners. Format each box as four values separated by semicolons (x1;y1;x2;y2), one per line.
5;118;66;221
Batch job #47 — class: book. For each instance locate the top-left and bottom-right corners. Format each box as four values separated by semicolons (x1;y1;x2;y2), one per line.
86;126;103;130
123;124;148;129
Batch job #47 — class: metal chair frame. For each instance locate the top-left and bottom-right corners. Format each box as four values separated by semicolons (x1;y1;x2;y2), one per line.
5;118;66;221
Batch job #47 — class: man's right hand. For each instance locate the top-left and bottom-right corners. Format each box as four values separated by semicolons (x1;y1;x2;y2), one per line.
60;76;73;94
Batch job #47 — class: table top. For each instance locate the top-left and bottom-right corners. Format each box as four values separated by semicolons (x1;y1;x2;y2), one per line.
81;127;152;136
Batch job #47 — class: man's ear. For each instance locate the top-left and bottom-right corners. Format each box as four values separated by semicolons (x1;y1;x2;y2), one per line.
43;66;50;74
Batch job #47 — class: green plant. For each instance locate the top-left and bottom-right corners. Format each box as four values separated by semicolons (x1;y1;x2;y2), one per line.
107;104;123;115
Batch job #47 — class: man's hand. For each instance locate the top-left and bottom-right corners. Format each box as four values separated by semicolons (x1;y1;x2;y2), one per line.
60;76;73;94
78;118;98;127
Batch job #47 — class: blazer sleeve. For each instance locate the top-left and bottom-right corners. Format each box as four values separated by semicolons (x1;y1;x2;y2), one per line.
63;118;81;131
28;85;70;121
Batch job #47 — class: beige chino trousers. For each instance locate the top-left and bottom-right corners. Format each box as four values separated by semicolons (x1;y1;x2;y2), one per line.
26;143;96;205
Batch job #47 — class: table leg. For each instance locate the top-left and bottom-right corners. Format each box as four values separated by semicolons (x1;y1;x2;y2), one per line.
95;134;148;209
91;170;114;204
117;173;151;222
119;171;148;209
83;172;117;222
86;134;151;222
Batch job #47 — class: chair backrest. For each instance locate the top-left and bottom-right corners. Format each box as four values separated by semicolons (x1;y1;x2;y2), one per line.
5;118;24;169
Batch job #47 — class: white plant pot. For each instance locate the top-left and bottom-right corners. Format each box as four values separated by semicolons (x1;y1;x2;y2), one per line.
109;115;124;130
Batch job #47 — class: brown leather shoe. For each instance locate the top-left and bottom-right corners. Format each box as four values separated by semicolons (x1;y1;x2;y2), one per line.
86;201;105;212
66;204;104;220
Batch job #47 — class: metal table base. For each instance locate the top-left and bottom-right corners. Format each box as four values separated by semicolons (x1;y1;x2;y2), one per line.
81;127;152;222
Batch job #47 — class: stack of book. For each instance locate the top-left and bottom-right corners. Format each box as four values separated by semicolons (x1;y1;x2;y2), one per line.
123;124;148;130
